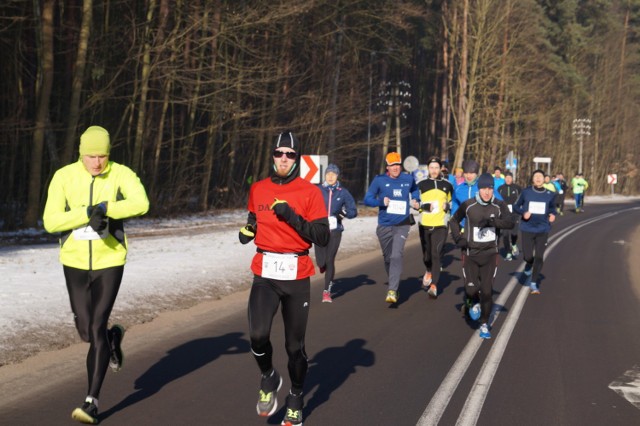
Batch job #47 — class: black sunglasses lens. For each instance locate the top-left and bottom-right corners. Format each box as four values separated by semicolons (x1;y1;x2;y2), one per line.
273;150;297;159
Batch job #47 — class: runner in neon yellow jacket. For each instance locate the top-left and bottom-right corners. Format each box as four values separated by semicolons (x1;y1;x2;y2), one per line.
43;125;148;424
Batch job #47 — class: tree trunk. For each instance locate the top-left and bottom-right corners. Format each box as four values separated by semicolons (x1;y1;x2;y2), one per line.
24;0;55;228
453;0;469;170
61;0;93;166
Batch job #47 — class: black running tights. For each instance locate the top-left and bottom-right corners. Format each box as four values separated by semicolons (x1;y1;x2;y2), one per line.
64;265;123;399
418;226;447;285
520;231;548;283
248;276;310;393
314;230;342;290
461;252;498;324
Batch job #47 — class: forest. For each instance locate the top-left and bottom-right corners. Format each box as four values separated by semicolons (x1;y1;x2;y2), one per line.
1;0;639;230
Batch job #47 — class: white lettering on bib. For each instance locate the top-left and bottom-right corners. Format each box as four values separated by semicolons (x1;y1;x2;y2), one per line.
528;201;546;215
387;200;407;215
329;216;338;230
261;252;298;280
473;226;496;243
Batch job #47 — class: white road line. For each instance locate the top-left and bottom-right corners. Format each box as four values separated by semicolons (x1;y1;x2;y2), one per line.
417;209;624;426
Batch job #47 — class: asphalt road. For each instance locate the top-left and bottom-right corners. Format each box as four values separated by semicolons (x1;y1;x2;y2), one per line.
1;201;639;425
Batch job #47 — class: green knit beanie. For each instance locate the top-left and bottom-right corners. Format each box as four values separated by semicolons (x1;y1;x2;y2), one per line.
79;126;111;156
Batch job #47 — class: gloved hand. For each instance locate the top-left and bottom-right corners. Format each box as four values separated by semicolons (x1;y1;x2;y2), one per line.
477;216;496;228
271;198;299;224
336;208;347;220
456;237;468;249
442;201;450;213
87;202;108;232
239;224;255;244
420;203;432;212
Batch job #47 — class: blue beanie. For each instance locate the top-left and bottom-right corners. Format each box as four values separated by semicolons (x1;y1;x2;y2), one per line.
326;163;340;175
477;173;494;189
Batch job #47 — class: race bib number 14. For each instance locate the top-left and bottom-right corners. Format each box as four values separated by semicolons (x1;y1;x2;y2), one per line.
262;253;298;280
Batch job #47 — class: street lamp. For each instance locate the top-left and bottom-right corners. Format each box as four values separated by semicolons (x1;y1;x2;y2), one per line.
572;118;591;173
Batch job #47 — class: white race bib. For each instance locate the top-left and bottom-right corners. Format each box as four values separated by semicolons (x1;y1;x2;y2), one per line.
528;201;547;215
473;226;496;243
387;200;407;215
261;252;298;280
72;222;109;241
329;215;338;230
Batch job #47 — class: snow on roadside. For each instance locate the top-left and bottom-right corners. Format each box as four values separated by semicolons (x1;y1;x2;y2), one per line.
0;209;382;366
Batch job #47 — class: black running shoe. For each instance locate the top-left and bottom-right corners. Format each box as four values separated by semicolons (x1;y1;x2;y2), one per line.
257;369;282;417
281;391;304;426
109;324;125;372
71;397;98;424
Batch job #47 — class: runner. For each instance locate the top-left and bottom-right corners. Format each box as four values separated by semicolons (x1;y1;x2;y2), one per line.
416;156;454;298
314;163;358;303
497;171;522;261
552;172;568;215
451;160;503;224
238;131;329;426
43;126;149;424
512;169;557;294
364;152;420;304
493;166;505;190
571;172;589;213
449;173;514;339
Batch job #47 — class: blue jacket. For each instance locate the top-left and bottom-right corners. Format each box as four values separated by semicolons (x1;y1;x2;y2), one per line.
364;172;419;226
317;181;358;232
512;186;557;233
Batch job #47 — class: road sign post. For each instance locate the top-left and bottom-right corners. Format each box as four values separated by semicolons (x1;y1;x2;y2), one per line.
607;173;617;195
300;155;328;183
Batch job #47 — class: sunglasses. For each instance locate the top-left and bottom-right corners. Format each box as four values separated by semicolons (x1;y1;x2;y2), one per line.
273;150;297;159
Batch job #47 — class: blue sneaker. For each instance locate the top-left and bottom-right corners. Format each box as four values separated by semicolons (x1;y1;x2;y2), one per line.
523;263;533;277
479;323;491;339
470;303;481;321
530;282;540;295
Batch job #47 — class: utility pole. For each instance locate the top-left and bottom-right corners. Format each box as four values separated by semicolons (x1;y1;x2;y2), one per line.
572;118;591;173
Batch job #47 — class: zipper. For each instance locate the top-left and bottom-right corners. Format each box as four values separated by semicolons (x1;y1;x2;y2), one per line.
88;176;96;270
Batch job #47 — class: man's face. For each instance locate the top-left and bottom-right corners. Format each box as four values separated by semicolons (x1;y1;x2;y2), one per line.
494;170;502;178
273;148;297;177
505;175;513;185
428;162;441;178
532;172;545;187
82;155;109;176
387;164;402;178
464;171;477;183
479;187;493;202
325;171;338;185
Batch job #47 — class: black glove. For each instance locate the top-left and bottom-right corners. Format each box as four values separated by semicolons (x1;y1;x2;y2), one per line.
477;216;496;228
87;202;108;232
420;203;432;212
239;224;256;244
442;201;450;213
336;208;347;220
271;199;299;225
456;237;468;249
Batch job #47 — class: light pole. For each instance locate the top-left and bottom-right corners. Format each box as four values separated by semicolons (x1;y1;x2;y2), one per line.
572;118;591;173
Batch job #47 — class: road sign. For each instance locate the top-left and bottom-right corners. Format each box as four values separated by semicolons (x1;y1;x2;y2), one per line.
532;157;551;163
607;174;618;185
505;151;518;169
300;155;328;183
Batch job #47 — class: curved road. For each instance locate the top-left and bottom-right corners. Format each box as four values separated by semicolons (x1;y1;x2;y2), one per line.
1;202;639;425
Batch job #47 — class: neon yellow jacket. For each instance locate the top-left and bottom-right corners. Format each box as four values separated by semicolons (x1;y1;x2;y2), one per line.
43;160;149;270
571;177;589;194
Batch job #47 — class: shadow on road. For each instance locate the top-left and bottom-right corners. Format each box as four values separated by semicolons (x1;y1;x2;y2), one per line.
328;274;376;300
267;338;375;424
100;331;249;421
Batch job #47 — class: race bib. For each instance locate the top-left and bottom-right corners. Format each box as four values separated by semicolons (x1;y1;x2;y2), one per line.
262;252;298;280
528;201;546;215
329;215;338;230
473;226;496;243
387;200;407;215
72;222;109;241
